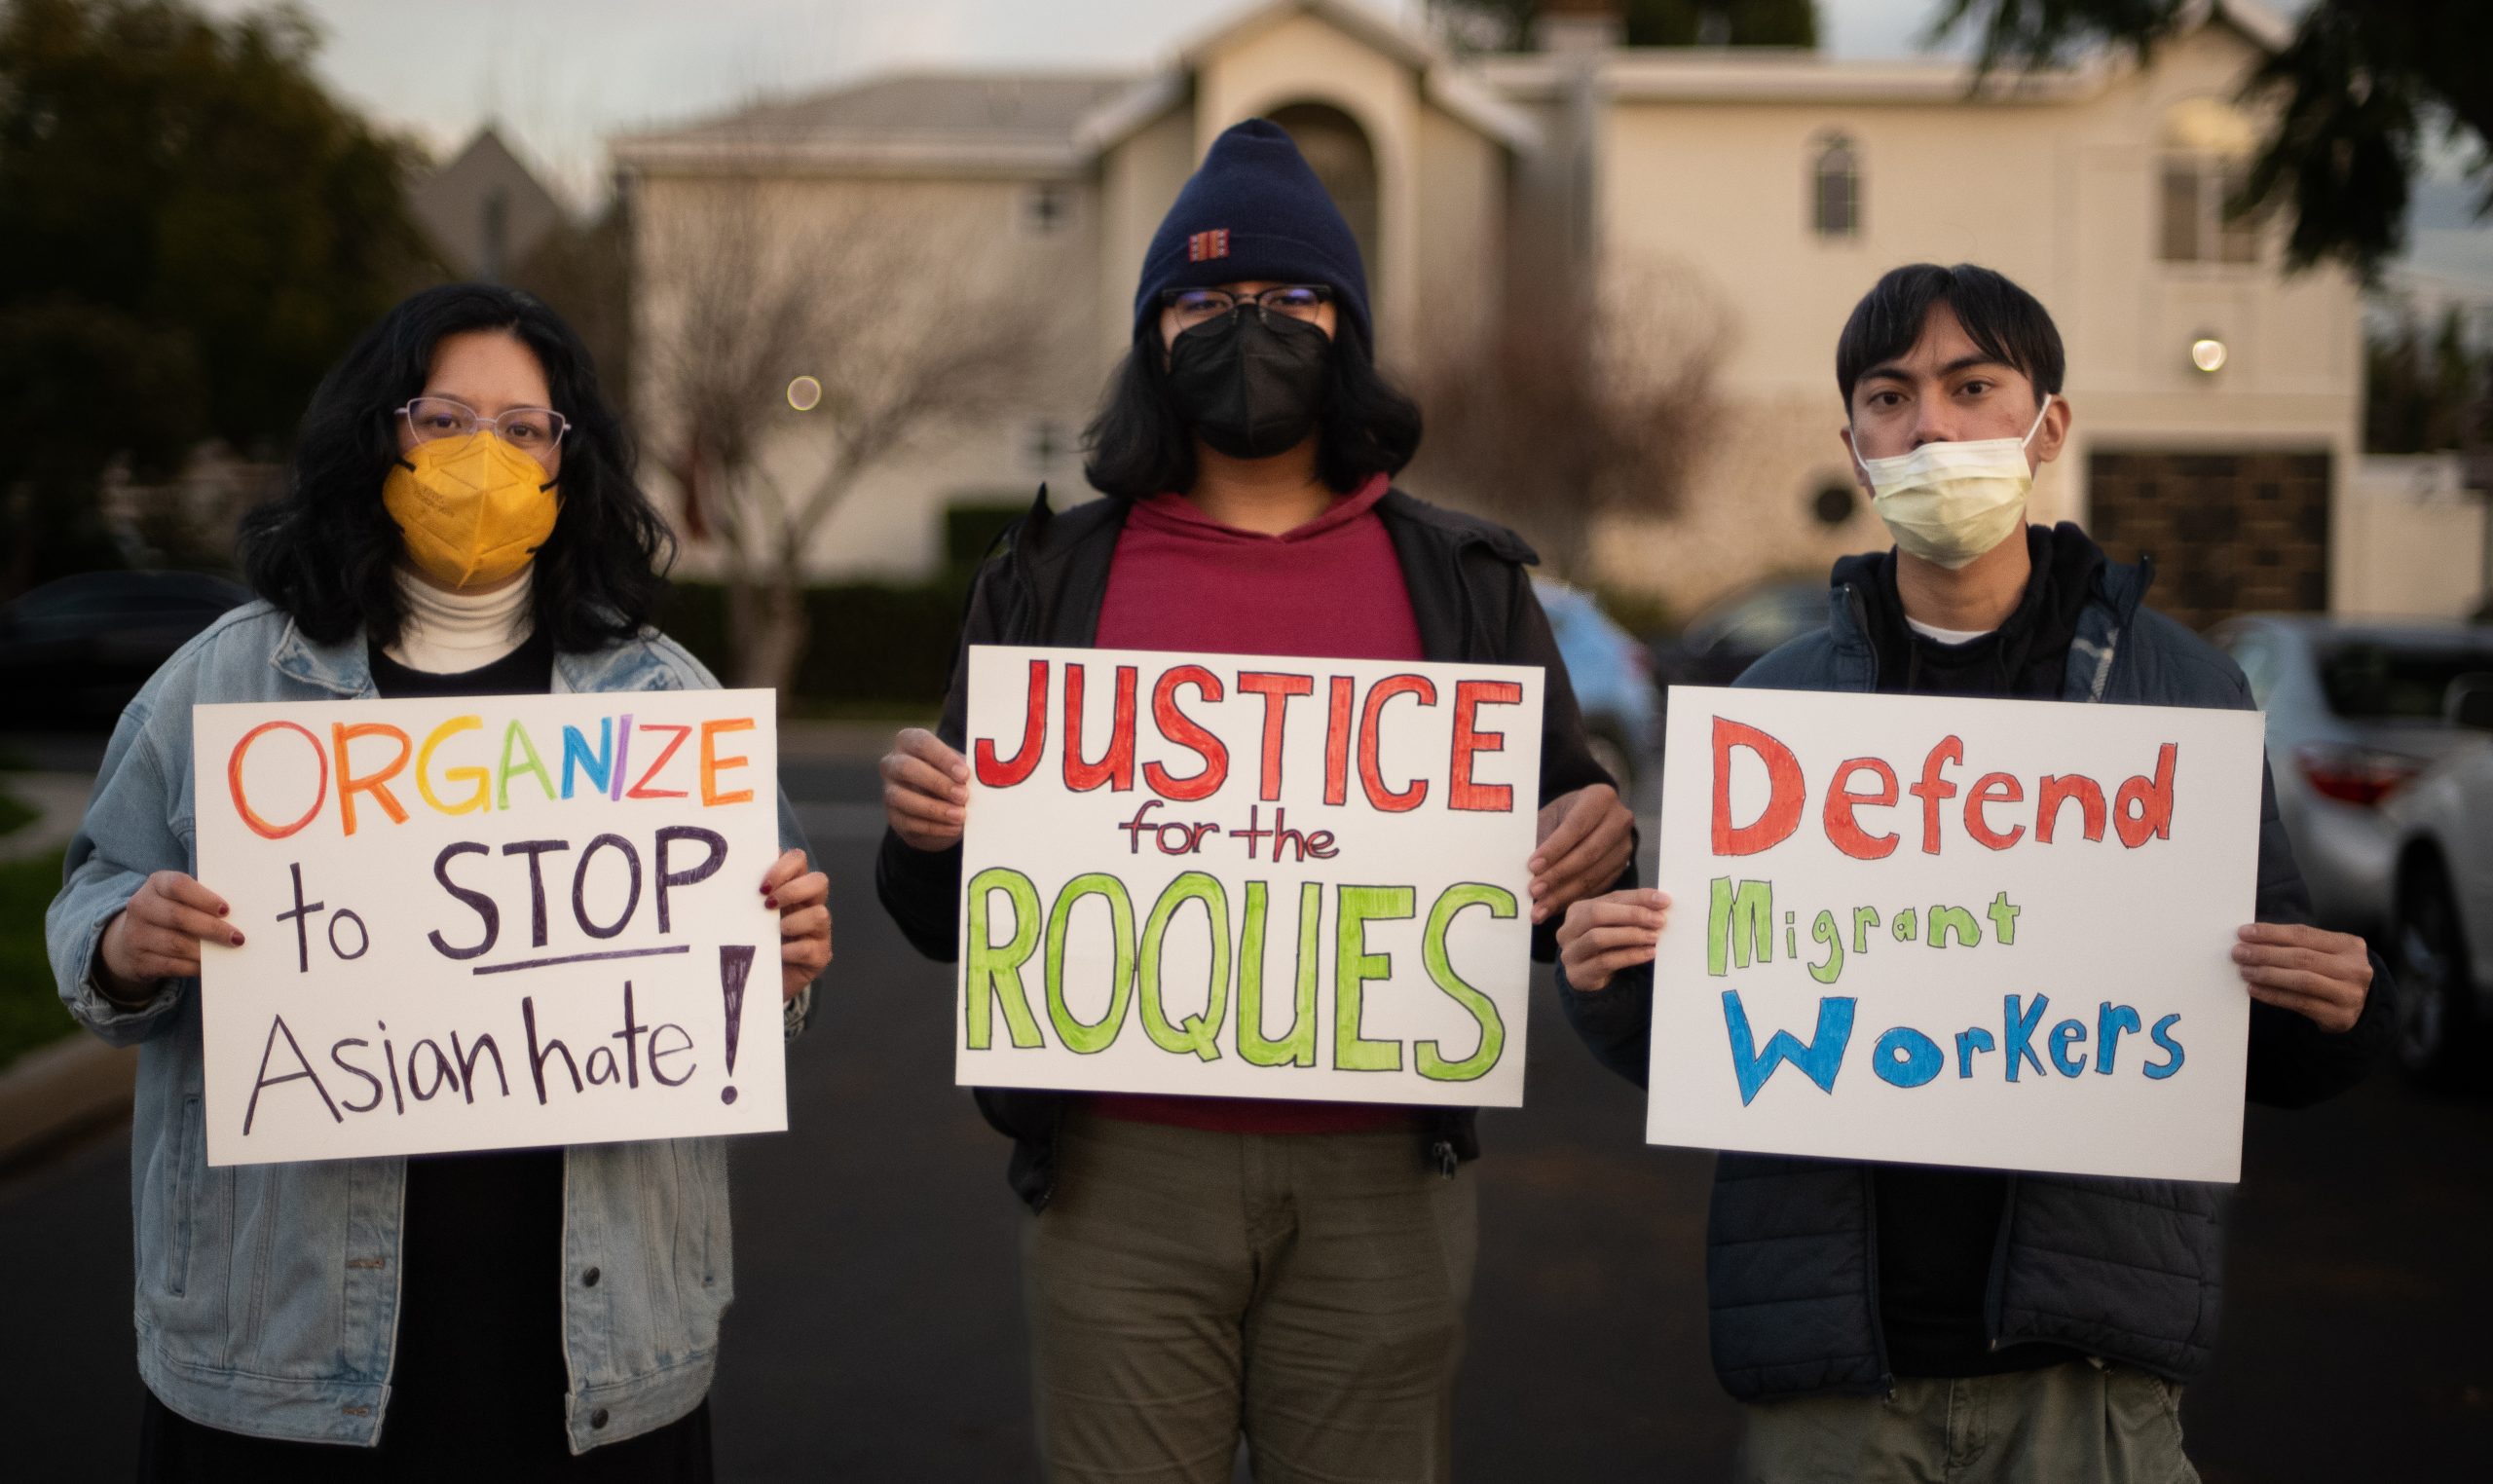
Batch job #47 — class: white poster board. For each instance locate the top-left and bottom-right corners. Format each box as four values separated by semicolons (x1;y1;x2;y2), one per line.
193;690;786;1166
1646;686;2265;1182
956;646;1544;1107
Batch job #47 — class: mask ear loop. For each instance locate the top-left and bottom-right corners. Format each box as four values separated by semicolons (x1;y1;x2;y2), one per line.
2020;393;2055;449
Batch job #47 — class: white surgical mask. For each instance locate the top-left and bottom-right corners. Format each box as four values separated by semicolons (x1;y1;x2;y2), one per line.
1851;395;2054;570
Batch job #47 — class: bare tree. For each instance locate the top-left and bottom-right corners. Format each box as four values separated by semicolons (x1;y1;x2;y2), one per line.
1406;267;1726;584
634;174;1056;697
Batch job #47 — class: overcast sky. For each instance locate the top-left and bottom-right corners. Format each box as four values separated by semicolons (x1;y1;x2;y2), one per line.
209;0;1965;199
208;0;2480;302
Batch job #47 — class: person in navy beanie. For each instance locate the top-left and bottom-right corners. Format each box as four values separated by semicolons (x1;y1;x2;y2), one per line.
877;119;1638;1483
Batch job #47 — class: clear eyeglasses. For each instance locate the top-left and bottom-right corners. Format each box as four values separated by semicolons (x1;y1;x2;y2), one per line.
395;396;570;460
1161;284;1333;331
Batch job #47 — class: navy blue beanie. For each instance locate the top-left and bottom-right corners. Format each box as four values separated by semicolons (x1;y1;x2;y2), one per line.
1132;118;1372;348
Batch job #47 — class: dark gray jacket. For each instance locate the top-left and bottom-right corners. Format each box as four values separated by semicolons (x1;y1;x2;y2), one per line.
1560;549;2393;1401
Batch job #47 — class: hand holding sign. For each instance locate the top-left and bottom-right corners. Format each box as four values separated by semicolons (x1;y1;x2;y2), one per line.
1556;888;1672;991
882;727;971;851
1530;784;1636;924
2232;921;2374;1032
99;872;240;993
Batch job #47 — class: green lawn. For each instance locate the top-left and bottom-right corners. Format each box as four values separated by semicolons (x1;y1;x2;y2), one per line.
0;787;35;838
0;850;74;1071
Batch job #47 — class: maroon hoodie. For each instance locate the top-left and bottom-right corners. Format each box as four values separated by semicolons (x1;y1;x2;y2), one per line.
1089;472;1421;1134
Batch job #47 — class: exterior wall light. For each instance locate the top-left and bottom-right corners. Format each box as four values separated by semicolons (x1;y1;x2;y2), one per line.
2189;336;2227;374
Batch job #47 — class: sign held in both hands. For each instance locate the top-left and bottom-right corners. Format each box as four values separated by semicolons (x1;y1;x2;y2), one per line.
955;646;1545;1107
192;690;786;1167
1647;686;2267;1183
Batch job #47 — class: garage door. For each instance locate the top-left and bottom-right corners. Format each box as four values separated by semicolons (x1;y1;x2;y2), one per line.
2085;450;2331;631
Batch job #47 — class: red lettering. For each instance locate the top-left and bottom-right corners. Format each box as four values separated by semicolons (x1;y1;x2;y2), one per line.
1712;718;1805;856
2114;743;2178;848
1323;676;1355;806
1449;680;1522;812
1063;663;1137;793
975;659;1048;787
1142;665;1229;801
1910;736;1963;855
628;723;690;799
2036;774;2107;842
1965;771;2026;850
1823;757;1898;859
1237;672;1313;801
227;721;327;840
1357;675;1437;811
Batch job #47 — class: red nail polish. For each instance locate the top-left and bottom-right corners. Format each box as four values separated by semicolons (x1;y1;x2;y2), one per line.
230;933;244;946
763;897;778;909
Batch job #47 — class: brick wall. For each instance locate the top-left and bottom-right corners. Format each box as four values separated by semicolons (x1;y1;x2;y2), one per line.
2086;450;2331;631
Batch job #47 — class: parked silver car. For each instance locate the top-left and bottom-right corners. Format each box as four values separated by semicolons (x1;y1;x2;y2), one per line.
2379;682;2493;1078
2209;616;2493;937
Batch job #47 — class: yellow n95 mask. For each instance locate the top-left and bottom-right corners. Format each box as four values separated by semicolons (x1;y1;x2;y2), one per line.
1852;395;2054;570
381;432;560;590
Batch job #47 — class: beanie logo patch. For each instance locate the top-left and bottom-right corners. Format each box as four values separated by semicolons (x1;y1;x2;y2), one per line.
1186;229;1230;263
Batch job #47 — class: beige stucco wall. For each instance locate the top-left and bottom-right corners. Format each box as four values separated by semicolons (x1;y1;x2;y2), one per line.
1587;24;2364;617
2341;457;2491;618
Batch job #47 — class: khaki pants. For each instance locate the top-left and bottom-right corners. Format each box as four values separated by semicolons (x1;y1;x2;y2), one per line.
1738;1359;2203;1484
1022;1113;1478;1484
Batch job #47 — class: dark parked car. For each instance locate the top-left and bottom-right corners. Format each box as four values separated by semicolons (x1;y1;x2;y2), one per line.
1533;579;1661;794
0;571;252;727
1649;577;1826;689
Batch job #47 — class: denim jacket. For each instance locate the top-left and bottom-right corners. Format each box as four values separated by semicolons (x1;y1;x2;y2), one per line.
45;601;811;1453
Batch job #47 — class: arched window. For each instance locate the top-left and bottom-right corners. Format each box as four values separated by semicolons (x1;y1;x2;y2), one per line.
2159;98;2259;264
1812;133;1859;239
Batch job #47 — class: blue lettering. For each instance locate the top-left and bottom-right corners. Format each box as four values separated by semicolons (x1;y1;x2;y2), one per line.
2095;1002;2142;1074
2048;1019;2088;1077
1954;1026;1995;1078
1720;991;1856;1106
1873;1026;1944;1088
2143;1013;2185;1079
2001;993;2050;1082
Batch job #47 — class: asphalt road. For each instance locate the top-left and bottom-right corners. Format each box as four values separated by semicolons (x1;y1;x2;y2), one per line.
2;757;2488;1480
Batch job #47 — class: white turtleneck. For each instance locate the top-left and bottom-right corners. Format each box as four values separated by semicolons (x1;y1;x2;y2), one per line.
385;568;535;674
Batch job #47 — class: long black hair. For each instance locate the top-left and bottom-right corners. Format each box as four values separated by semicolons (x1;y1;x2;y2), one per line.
1081;315;1423;501
239;282;673;651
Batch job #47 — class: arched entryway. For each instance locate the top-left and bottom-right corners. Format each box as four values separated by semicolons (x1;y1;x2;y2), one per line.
1267;101;1381;317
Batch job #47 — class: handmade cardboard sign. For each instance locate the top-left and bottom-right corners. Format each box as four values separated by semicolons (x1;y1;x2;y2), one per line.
1646;686;2265;1182
956;646;1544;1107
192;691;785;1166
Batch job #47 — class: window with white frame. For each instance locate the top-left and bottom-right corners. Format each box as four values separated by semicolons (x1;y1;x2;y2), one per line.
2158;97;2260;265
1812;133;1860;239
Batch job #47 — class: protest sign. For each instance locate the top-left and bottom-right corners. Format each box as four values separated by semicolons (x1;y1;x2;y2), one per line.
192;690;785;1166
955;646;1544;1107
1646;686;2265;1182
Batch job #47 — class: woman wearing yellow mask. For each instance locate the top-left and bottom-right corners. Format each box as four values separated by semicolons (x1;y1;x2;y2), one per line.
47;283;830;1480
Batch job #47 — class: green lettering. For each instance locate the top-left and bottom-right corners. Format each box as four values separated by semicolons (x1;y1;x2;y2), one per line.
1137;872;1227;1061
1044;873;1135;1055
1807;909;1844;985
1333;885;1413;1072
964;868;1045;1050
1416;883;1514;1082
1706;876;1776;977
1239;881;1320;1067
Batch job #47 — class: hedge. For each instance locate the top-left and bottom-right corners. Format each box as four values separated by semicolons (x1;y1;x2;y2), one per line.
654;576;973;707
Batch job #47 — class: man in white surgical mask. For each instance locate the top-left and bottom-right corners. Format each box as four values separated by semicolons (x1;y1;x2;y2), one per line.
1550;263;2391;1484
